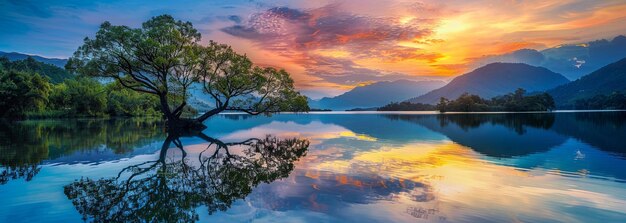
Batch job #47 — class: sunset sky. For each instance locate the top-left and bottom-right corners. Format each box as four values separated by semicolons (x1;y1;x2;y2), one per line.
1;0;626;98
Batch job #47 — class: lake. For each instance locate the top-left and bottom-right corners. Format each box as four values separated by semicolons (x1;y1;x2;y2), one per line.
1;111;626;222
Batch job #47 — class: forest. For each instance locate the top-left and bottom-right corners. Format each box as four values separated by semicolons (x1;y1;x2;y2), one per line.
377;102;435;111
436;89;556;112
573;92;626;110
0;57;163;119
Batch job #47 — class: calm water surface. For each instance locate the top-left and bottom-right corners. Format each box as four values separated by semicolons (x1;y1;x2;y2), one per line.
1;112;626;222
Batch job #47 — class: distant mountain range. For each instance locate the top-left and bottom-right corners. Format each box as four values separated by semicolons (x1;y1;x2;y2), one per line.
0;51;68;68
474;35;626;80
408;63;570;104
309;80;445;110
547;57;626;106
4;48;626;111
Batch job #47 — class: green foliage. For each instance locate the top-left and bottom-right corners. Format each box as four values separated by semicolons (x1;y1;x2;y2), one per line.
196;44;309;115
574;92;626;109
49;77;108;116
105;83;160;117
0;70;51;118
437;88;556;112
0;61;162;119
377;101;435;111
0;56;72;83
67;14;309;125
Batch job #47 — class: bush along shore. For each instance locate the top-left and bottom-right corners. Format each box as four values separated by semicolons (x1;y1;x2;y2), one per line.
435;89;555;112
0;57;178;119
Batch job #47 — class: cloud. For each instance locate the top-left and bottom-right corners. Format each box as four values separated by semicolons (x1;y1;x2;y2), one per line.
3;0;626;96
223;5;436;59
221;3;442;86
303;55;420;85
471;49;546;67
227;15;242;23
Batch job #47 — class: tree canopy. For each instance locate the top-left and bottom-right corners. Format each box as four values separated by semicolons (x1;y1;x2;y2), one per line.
67;14;308;129
0;70;51;118
378;101;435;111
0;56;163;119
573;92;626;110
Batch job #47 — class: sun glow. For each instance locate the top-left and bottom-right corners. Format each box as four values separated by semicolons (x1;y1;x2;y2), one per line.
399;16;416;24
435;18;471;36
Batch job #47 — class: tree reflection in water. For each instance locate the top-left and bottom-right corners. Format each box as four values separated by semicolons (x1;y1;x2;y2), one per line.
0;119;164;185
63;132;309;222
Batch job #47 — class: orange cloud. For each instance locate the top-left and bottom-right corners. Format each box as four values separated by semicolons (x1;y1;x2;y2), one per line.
214;0;626;97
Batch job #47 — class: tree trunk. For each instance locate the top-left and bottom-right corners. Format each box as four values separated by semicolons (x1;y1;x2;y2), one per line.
157;94;206;130
158;94;174;121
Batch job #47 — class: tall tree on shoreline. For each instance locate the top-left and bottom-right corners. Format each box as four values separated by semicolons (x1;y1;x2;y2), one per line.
67;15;308;129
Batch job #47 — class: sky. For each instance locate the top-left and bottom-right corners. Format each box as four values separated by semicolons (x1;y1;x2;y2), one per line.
1;0;626;99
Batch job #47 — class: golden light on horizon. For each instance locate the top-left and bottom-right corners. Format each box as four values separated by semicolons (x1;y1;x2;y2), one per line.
204;1;626;98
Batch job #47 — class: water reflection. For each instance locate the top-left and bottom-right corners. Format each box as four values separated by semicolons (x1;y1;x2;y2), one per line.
199;112;626;222
385;113;566;157
551;112;626;157
2;112;626;222
381;112;626;181
63;132;309;222
0;119;164;185
383;112;626;158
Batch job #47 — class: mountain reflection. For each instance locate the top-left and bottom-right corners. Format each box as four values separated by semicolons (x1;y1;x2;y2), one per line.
2;113;626;222
552;112;626;157
383;112;626;158
63;132;309;223
385;113;565;158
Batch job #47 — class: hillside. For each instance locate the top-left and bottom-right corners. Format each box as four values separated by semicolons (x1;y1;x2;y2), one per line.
309;80;445;110
0;56;72;83
473;35;626;80
547;57;626;105
408;63;570;104
0;51;68;68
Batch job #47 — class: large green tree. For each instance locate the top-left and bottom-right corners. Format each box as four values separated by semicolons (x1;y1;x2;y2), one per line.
67;15;308;129
0;70;51;118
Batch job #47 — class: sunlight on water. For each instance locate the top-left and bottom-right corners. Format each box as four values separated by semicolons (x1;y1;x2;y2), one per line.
1;112;626;222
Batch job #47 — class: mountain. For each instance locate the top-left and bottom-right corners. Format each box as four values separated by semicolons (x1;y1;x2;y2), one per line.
473;35;626;80
309;80;445;110
408;63;570;104
0;51;68;68
0;56;72;83
547;57;626;105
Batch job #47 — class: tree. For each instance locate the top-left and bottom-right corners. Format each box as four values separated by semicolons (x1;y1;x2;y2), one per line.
0;70;51;118
436;89;556;112
105;82;160;117
64;133;309;222
50;77;108;116
0;56;72;83
436;97;449;112
67;15;308;130
377;101;435;111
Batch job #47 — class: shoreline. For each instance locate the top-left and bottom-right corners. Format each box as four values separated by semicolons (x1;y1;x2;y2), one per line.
3;110;625;122
218;110;626;115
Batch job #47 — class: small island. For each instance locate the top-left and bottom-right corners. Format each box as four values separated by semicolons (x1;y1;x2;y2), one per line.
377;88;557;112
435;88;555;112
